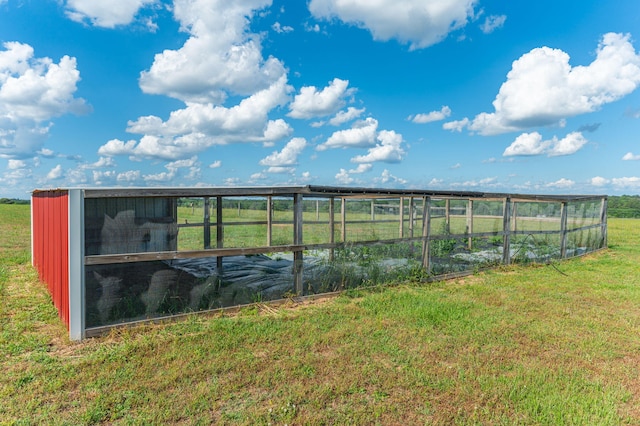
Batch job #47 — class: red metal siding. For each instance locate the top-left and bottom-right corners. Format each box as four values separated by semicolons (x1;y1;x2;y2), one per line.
32;190;70;329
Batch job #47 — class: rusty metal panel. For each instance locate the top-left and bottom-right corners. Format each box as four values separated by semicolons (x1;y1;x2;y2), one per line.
31;190;70;329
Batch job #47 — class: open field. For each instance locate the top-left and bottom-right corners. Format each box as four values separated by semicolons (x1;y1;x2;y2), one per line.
1;203;639;424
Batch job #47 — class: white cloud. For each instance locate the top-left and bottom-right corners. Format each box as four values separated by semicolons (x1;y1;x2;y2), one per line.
410;106;451;123
97;139;138;157
139;0;286;104
590;176;609;186
612;177;640;188
348;164;372;174
450;163;461;169
546;178;575;189
351;130;405;164
117;170;141;182
317;117;378;151
503;132;550;156
0;42;88;157
209;160;222;168
480;15;506;34
100;76;291;160
469;33;640;135
64;0;158;28
335;168;354;184
8;159;26;169
374;169;407;185
622;152;640;160
272;22;294;33
308;0;477;50
259;137;307;167
443;117;469;132
328;107;365;126
503;131;587;157
288;78;353;119
47;164;63;180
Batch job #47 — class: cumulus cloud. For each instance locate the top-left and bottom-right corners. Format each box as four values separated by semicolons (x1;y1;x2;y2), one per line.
349;164;372;174
443;117;469;132
623;152;640;160
591;176;609;186
409;106;451;123
288;78;353;119
259;137;307;167
272;22;294;33
351;130;405;163
467;33;640;135
374;169;407;185
480;14;506;34
316;117;378;151
335;168;355;184
64;0;158;28
46;164;63;180
328;107;365;126
99;76;291;160
0;42;89;157
612;177;640;188
139;0;286;104
545;178;575;189
308;0;477;50
503;131;587;157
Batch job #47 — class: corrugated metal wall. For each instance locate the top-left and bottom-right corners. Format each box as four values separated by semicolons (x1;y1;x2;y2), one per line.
32;190;70;329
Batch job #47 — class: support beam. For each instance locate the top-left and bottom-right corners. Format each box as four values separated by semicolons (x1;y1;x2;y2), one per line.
329;197;335;261
502;197;511;265
203;197;211;249
421;196;431;273
560;202;568;258
293;193;305;295
267;196;273;246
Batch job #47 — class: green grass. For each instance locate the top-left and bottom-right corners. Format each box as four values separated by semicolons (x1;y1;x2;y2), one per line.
1;204;639;424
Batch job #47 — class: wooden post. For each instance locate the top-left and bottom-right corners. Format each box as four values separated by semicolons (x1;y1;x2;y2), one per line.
560;201;568;258
409;197;415;238
467;199;473;251
329;197;335;261
371;199;375;221
445;199;451;234
503;197;511;265
267;196;273;246
399;197;404;238
316;199;320;221
600;197;608;248
293;193;304;295
216;196;223;272
341;197;346;242
421;197;431;273
203;197;211;249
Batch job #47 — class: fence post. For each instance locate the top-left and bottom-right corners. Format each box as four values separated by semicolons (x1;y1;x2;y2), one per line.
293;193;305;295
216;196;223;272
600;197;608;248
445;199;451;234
203;197;211;249
421;196;431;274
329;197;335;261
467;199;473;250
503;197;511;265
399;197;404;238
341;197;346;242
267;195;273;246
560;201;568;258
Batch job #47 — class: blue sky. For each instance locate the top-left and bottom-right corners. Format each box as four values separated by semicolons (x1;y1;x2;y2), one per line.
1;0;640;198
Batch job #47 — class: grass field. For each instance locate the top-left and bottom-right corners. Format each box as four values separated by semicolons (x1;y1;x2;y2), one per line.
1;203;639;424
